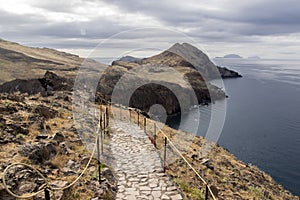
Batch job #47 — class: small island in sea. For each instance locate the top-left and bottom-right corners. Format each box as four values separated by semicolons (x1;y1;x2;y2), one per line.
0;38;297;199
216;54;243;59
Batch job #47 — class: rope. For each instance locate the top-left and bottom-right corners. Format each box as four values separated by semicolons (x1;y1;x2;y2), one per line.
2;135;97;199
156;127;217;200
95;98;217;199
118;104;217;200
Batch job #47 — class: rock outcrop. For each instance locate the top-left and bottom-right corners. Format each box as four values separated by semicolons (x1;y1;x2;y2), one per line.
0;92;117;199
0;39;241;116
0;71;73;96
103;43;240;114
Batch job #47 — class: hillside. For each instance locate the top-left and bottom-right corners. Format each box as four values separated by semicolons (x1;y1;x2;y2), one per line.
0;38;96;84
0;40;241;115
0;39;299;199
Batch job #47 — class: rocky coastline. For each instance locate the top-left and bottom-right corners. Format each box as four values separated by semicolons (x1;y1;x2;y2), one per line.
2;38;295;199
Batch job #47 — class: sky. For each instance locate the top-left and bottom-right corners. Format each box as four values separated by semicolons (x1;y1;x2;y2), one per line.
0;0;300;60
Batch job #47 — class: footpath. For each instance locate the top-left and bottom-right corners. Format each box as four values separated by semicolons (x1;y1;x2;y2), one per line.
109;120;183;200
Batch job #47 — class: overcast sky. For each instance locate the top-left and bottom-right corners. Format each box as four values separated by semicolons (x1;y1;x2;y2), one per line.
0;0;300;59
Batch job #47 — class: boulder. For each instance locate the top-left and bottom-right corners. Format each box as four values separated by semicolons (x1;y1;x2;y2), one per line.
34;105;58;120
52;132;65;143
19;142;57;164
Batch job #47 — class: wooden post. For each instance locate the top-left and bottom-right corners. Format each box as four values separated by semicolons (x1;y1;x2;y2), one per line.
163;137;167;173
44;188;50;200
103;113;106;134
100;115;103;131
106;107;109;127
97;134;101;184
144;117;146;133
154;123;157;148
205;185;209;200
101;129;103;153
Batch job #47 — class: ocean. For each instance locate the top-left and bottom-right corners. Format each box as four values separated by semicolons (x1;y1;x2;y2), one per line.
167;58;300;195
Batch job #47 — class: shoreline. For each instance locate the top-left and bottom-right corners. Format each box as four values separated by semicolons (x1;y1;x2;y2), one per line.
121;106;299;199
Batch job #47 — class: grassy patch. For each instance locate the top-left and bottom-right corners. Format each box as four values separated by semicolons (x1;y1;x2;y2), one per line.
16;133;25;139
175;179;205;200
100;163;108;169
248;185;266;199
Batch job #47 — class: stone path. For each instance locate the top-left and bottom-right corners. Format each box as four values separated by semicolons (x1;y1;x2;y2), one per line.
109;120;183;200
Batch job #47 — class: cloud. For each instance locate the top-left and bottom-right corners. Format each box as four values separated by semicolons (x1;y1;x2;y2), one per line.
102;0;300;35
0;0;299;59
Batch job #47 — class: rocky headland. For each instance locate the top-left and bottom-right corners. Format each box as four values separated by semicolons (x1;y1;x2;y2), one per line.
0;40;241;115
0;38;297;199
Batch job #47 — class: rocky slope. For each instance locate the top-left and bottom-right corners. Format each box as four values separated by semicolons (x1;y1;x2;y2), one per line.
0;39;298;199
146;121;299;200
0;39;241;116
0;39;88;84
100;43;241;114
0;92;117;200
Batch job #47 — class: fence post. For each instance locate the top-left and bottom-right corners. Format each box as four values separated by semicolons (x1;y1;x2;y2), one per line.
137;112;140;126
101;129;103;153
154;123;157;148
205;184;209;200
100;115;103;131
103;113;106;134
144;117;146;133
163;137;167;173
97;134;101;184
106;107;109;127
44;188;50;200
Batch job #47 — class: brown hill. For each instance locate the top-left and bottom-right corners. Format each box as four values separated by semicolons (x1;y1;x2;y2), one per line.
0;38;86;84
0;39;239;115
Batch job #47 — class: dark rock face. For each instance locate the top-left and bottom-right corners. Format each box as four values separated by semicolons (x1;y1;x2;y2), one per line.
39;71;73;91
19;142;57;164
129;83;181;115
0;71;73;96
0;79;46;95
34;105;58;120
218;66;242;78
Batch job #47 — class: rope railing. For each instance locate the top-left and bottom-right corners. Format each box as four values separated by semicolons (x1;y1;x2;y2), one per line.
2;95;217;199
2;105;110;199
2;137;97;199
102;99;217;200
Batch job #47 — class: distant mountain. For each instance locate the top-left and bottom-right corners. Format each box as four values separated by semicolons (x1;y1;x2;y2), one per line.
114;55;141;63
248;56;261;60
222;54;243;59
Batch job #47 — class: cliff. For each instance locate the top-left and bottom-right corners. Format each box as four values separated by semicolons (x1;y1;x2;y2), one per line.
0;92;298;199
0;39;241;115
146;120;299;200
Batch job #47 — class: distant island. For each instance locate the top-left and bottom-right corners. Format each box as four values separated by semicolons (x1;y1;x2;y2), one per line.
248;56;261;60
216;54;243;59
215;54;262;60
114;55;141;63
0;38;297;200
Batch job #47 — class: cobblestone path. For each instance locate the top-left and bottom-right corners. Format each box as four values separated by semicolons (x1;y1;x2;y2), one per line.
110;121;183;200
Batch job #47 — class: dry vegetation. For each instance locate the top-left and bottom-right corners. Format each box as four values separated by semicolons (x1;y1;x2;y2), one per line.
0;92;116;200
